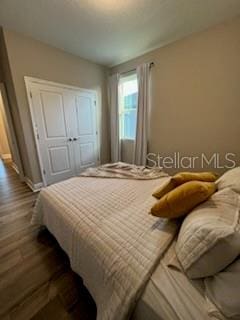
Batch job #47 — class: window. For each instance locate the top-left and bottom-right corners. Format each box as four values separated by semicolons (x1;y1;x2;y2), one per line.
119;73;138;140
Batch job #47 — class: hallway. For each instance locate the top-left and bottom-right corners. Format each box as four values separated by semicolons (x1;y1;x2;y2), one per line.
0;160;96;320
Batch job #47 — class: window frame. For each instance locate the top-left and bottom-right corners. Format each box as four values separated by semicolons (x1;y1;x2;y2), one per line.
118;71;138;141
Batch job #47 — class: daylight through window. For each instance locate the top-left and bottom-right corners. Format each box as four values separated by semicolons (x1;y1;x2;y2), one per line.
119;73;138;140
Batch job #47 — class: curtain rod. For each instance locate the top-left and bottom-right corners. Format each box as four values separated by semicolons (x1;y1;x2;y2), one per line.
120;62;155;75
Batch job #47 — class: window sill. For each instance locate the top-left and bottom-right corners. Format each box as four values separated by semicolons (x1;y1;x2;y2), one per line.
120;138;135;142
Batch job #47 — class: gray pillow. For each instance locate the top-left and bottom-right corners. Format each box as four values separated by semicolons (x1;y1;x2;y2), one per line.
217;167;240;194
205;258;240;320
176;188;240;279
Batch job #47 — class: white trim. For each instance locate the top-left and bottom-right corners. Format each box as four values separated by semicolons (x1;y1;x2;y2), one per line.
24;76;100;186
25;78;47;187
1;153;12;160
24;177;43;192
24;76;97;95
12;162;19;174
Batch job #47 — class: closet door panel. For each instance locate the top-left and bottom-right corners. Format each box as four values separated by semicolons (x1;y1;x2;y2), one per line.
40;91;67;138
78;142;95;166
71;91;98;172
48;145;71;173
30;84;75;185
76;95;94;136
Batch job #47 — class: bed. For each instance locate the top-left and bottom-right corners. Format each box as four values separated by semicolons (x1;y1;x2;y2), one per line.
32;166;226;320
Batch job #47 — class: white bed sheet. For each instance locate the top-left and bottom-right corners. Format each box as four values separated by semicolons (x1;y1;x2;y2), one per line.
133;241;223;320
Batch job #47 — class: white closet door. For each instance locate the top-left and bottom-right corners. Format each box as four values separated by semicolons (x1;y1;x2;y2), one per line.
69;91;98;173
30;84;75;185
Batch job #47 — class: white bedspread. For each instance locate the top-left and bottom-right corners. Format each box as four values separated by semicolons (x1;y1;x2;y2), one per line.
32;176;178;320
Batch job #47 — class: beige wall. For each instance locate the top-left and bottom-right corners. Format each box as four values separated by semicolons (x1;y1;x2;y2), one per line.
112;16;240;173
120;140;134;164
0;97;11;157
2;29;110;183
0;28;23;172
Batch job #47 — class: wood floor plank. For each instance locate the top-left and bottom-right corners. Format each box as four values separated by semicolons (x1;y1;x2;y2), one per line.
0;227;44;258
9;283;51;320
49;271;81;311
31;297;69;320
0;215;33;240
0;249;22;275
0;225;42;252
0;249;67;315
0;197;36;217
0;159;96;319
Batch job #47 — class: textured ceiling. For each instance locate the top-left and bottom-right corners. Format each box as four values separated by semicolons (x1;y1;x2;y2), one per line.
0;0;240;66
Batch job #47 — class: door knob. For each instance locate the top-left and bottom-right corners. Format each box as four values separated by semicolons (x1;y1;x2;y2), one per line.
73;137;77;141
68;138;73;141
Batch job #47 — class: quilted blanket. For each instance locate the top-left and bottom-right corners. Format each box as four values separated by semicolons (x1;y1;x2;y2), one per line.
80;162;168;180
32;176;178;320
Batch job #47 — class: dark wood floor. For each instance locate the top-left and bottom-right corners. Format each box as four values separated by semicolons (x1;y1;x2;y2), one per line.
0;159;96;320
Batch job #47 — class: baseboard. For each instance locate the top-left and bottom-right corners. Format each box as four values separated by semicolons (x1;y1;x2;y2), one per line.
12;162;19;174
1;153;12;160
24;177;43;192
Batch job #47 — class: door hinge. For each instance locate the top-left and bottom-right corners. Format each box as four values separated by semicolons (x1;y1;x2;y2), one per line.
94;100;96;106
30;91;33;99
36;133;40;140
96;130;98;135
43;169;46;175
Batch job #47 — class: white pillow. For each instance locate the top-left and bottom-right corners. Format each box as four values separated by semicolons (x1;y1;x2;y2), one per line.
205;258;240;320
217;167;240;194
176;188;240;279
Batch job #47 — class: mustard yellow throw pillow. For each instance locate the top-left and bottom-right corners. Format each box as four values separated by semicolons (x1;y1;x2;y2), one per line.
151;181;217;219
174;172;218;184
152;178;178;200
152;172;218;199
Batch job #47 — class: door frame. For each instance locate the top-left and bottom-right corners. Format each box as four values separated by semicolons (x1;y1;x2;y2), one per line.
24;76;100;186
0;82;25;180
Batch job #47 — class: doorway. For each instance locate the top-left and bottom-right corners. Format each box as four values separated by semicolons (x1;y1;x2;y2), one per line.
0;99;11;163
0;83;24;180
